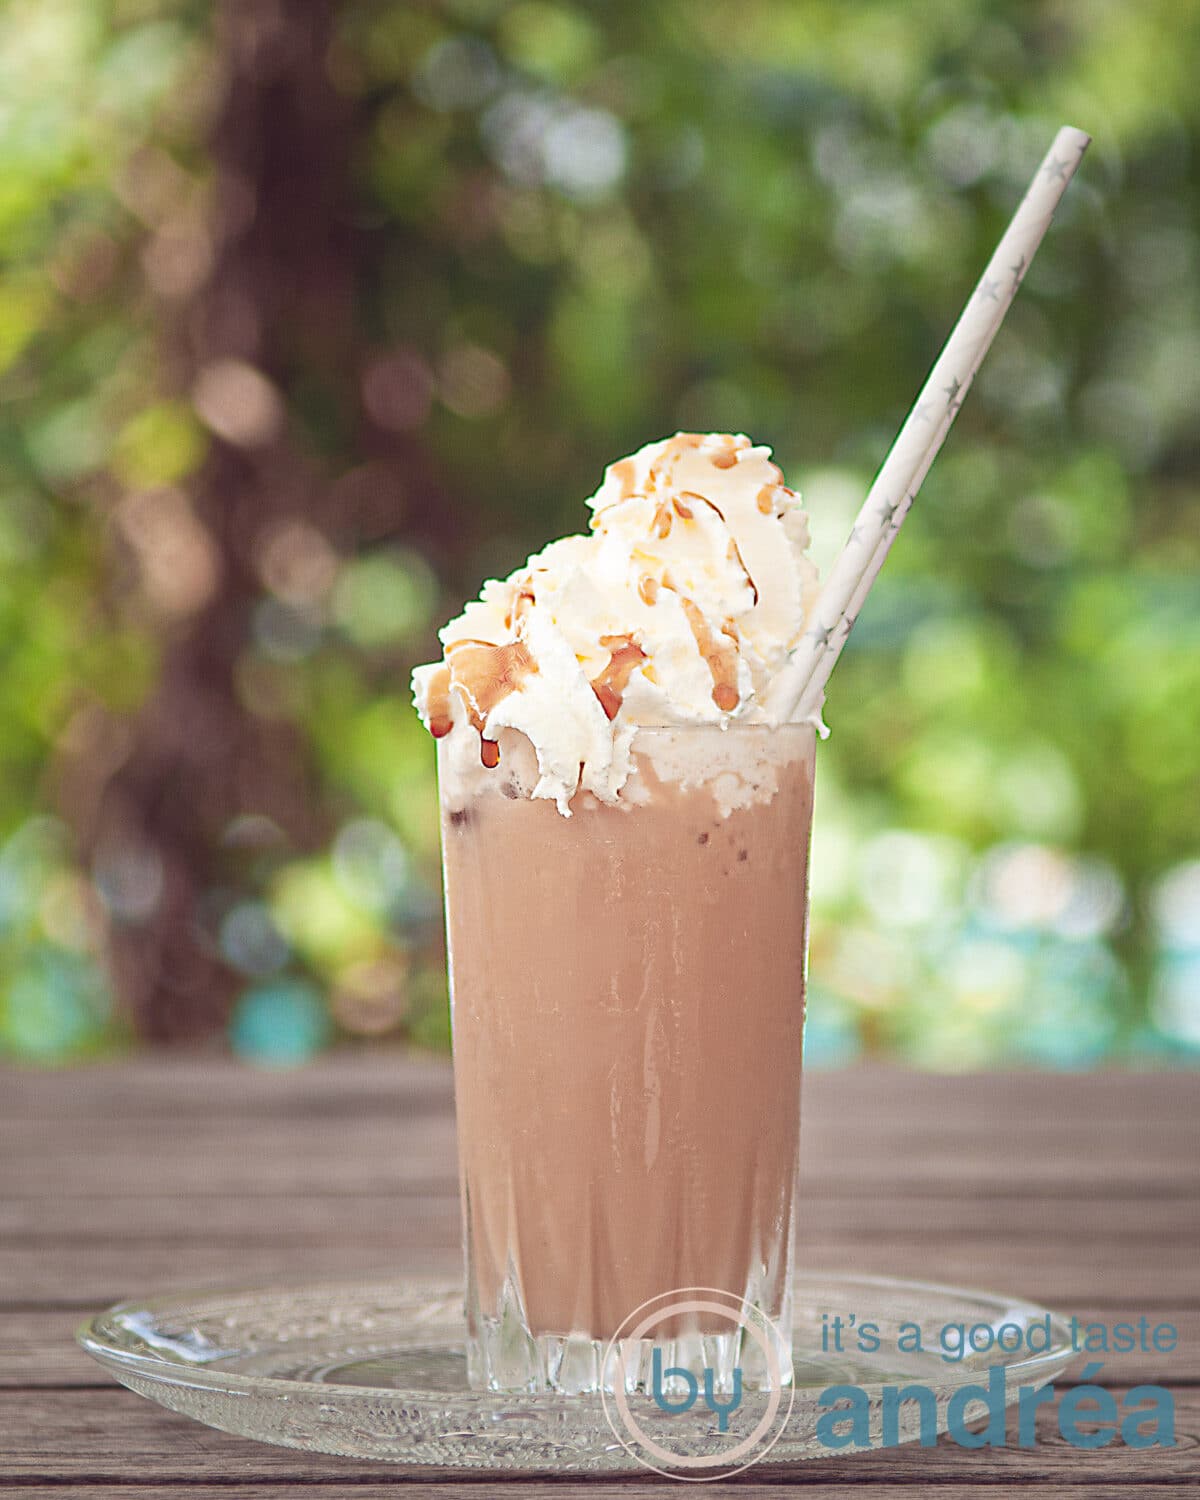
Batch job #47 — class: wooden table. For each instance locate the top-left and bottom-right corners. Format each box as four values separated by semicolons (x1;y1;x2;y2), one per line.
2;1056;1197;1496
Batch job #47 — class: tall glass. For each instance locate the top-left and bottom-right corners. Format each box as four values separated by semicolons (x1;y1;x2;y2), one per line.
438;723;816;1393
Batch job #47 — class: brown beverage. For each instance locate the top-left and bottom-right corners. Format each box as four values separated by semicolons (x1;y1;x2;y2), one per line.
440;724;815;1392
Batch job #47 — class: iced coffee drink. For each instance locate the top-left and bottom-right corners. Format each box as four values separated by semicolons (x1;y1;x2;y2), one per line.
413;434;821;1394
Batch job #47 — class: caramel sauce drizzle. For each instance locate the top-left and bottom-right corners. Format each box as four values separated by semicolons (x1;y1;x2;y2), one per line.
727;536;758;605
636;433;752;509
426;665;454;739
646;432;705;495
592;453;652;523
513;589;535;627
503;575;536;631
678;489;725;521
638;573;660;605
610;457;637;499
589;633;647;721
429;436;767;758
710;434;749;470
675;593;740;712
657;486;720;538
443;638;538;766
669;487;758;606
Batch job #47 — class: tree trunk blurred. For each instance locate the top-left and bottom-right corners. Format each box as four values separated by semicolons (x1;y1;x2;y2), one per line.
62;0;448;1042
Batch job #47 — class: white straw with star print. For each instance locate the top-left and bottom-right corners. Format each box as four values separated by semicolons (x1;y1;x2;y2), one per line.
767;124;1091;723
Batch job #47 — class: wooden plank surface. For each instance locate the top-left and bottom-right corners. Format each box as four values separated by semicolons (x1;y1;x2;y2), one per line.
1;1385;1198;1486
1;1055;1197;1497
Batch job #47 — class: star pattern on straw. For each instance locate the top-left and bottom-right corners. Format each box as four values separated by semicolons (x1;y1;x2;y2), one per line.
979;276;1001;302
848;524;868;545
877;498;901;524
1010;254;1027;288
806;623;833;647
1043;155;1069;182
943;376;962;411
913;399;933;423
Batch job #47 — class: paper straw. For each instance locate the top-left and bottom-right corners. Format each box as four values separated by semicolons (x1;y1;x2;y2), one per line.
767;124;1091;723
794;377;968;719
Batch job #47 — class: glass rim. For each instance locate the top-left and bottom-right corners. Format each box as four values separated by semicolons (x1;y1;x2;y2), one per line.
628;718;818;736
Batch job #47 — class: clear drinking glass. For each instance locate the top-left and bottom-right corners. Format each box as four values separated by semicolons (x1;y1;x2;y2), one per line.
438;723;816;1393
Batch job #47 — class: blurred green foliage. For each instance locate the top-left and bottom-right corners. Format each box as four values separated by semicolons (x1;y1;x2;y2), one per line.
1;0;1198;1066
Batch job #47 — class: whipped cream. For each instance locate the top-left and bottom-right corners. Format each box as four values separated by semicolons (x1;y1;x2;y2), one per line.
412;432;819;813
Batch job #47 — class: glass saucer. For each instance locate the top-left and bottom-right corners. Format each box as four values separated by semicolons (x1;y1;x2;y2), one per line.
78;1273;1074;1472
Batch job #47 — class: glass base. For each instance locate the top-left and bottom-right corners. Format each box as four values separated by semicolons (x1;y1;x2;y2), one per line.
77;1272;1075;1472
469;1319;790;1395
467;1255;794;1393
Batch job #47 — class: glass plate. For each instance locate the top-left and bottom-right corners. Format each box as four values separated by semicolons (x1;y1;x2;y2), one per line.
78;1273;1074;1472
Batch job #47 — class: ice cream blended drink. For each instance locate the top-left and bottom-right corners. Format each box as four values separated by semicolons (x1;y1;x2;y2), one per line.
413;433;820;1394
410;122;1090;1401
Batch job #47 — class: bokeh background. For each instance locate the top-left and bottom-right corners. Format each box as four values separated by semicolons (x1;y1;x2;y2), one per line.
1;0;1197;1070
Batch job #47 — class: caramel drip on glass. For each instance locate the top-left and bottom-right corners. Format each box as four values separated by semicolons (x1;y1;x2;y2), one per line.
589;634;647;721
444;638;538;767
426;665;454;739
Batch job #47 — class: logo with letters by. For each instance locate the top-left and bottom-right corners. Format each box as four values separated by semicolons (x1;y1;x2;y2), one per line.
600;1287;794;1480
